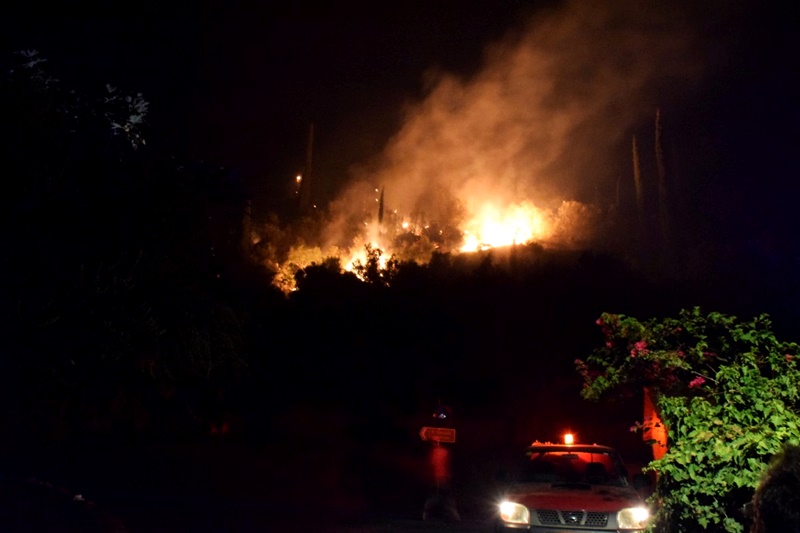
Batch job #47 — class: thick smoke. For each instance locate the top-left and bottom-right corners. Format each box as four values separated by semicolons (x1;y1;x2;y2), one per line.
321;0;710;251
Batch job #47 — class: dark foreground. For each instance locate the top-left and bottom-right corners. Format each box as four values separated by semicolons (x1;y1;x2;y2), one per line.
2;434;508;532
1;396;650;532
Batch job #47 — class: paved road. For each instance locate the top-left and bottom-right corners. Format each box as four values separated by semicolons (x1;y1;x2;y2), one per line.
327;518;491;532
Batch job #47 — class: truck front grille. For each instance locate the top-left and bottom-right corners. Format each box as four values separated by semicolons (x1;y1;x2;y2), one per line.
536;509;610;528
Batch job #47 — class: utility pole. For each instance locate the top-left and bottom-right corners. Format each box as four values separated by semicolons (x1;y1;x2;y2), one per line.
632;135;644;227
378;186;385;226
299;123;314;212
655;109;669;247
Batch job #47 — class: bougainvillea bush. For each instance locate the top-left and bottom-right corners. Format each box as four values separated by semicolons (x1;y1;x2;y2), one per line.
576;307;800;532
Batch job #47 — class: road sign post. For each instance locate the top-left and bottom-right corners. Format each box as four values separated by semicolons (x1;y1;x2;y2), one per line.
419;426;456;443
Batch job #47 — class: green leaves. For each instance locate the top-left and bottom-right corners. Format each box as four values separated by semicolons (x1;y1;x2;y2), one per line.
578;307;800;531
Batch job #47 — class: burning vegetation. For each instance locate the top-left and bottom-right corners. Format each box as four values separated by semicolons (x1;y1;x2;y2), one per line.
247;0;708;293
250;189;610;293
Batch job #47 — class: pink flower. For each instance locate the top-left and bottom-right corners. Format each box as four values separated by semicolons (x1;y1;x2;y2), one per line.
630;340;649;358
575;359;590;379
596;318;604;326
786;354;795;362
606;341;613;348
688;376;706;389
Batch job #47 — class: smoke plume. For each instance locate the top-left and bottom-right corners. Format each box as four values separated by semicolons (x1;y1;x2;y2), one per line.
321;0;712;252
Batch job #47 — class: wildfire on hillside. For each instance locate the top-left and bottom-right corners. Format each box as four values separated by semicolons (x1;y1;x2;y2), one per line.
251;0;701;293
460;200;550;252
254;191;605;293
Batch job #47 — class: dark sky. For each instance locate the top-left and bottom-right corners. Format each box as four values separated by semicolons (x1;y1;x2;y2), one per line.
3;1;533;185
3;0;798;243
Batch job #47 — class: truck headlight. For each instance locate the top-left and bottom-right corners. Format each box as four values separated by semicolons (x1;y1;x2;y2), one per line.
617;506;650;529
499;501;530;524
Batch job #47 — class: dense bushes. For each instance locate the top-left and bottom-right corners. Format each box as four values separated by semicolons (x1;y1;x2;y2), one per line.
577;308;800;532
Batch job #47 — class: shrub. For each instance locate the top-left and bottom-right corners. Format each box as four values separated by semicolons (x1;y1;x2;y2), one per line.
576;307;800;532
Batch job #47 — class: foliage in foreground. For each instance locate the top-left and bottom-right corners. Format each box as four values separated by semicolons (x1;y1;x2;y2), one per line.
576;308;800;532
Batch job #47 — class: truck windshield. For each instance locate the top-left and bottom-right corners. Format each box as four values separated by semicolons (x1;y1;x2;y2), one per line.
518;449;629;487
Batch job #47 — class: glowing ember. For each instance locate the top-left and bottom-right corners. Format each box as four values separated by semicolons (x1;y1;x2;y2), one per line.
460;201;551;252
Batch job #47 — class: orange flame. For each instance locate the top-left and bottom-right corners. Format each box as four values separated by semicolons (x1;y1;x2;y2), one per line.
265;195;599;293
460;201;551;252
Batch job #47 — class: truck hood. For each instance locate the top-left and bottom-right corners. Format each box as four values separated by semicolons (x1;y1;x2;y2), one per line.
506;483;644;512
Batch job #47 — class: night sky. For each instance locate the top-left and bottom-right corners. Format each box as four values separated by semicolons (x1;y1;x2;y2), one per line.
2;2;799;527
3;0;799;263
3;1;527;185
